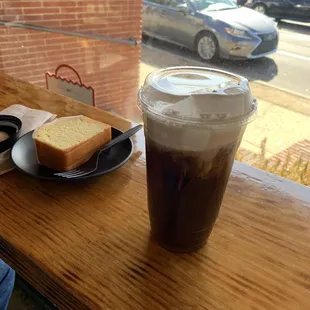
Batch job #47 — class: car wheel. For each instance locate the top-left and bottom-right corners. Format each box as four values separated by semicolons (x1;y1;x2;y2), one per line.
253;3;267;14
196;32;219;62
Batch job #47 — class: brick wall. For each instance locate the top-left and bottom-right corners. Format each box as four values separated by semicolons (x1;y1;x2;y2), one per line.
0;0;142;118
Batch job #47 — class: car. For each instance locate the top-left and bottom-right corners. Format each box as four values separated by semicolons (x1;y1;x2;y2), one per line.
143;0;279;61
238;0;310;23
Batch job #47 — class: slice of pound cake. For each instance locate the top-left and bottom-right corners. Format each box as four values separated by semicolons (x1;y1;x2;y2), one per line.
33;115;111;171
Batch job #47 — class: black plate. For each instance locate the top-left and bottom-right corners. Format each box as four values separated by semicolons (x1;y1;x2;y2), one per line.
11;128;133;181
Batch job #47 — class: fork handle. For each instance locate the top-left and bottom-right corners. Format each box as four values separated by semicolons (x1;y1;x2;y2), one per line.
98;124;143;156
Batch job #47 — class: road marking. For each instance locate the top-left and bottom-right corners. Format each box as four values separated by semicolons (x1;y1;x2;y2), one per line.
280;19;310;27
279;30;310;41
277;50;310;61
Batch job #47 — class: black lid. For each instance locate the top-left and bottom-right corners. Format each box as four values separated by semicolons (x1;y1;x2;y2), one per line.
0;115;22;130
0;115;22;153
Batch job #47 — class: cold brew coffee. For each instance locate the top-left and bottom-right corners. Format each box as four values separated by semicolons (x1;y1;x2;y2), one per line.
139;67;257;252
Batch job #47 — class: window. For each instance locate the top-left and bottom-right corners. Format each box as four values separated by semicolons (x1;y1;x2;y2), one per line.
0;0;309;185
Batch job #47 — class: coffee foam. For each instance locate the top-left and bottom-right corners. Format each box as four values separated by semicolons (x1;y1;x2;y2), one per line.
140;68;255;153
144;91;248;153
144;111;246;154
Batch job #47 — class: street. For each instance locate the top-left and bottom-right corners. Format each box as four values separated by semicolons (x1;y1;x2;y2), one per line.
142;20;310;98
140;19;310;166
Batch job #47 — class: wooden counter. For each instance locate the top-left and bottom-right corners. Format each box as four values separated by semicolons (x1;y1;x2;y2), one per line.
1;73;310;310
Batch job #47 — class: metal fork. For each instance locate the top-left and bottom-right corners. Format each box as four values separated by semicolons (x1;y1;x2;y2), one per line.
55;124;143;179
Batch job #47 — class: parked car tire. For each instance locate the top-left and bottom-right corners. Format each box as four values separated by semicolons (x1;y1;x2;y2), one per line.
196;32;219;62
253;3;267;14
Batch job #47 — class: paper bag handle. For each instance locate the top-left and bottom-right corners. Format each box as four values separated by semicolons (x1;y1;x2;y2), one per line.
55;64;83;85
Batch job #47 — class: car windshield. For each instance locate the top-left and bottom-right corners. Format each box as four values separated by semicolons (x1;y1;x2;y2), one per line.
189;0;238;11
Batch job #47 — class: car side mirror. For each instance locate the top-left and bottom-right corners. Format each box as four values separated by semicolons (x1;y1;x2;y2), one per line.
176;3;191;15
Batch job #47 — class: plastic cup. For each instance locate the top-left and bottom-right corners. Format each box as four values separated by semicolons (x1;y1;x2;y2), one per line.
138;67;257;253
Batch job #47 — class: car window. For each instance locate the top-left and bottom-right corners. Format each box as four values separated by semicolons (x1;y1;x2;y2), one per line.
189;0;237;10
167;0;188;8
146;0;168;4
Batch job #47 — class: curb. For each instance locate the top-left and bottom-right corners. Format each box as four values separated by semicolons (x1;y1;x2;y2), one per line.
249;82;310;117
252;80;310;102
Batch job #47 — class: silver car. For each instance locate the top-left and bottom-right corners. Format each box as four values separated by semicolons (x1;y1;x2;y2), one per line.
143;0;279;61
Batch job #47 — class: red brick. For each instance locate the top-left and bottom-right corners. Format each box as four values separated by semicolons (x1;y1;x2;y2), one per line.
63;42;82;49
1;41;26;49
20;15;43;21
43;1;77;7
1;34;27;41
43;13;76;20
76;1;121;7
3;2;42;8
2;0;24;2
61;7;87;13
3;8;23;15
61;25;78;31
28;44;62;53
5;28;26;35
9;64;39;73
27;55;49;63
30;56;65;65
53;48;84;58
2;59;31;68
23;8;60;14
27;33;52;40
76;12;105;18
22;40;47;47
34;20;61;27
0;15;15;21
45;37;78;45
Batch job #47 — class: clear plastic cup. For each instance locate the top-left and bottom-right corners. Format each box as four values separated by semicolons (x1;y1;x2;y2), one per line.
138;67;257;253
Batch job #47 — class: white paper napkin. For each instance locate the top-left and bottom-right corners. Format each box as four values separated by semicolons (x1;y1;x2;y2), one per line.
0;104;57;175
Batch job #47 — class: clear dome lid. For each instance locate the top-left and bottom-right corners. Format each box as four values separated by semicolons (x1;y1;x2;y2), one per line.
138;66;257;127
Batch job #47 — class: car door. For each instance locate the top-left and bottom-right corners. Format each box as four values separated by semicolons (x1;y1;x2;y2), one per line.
160;0;201;48
292;0;310;20
143;0;167;37
279;0;305;19
267;0;292;16
303;0;310;20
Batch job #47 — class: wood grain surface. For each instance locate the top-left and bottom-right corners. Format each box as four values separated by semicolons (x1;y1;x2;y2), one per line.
1;73;310;310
